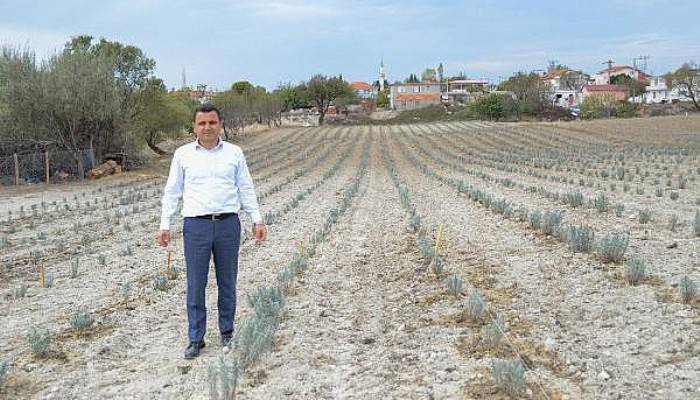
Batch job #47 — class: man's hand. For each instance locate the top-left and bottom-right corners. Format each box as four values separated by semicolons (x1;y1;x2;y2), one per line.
253;223;267;244
157;229;171;247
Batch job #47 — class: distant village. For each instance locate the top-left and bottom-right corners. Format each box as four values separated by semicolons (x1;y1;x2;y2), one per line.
179;58;699;124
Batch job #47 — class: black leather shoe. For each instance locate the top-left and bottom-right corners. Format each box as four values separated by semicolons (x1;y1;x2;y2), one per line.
184;341;205;359
220;332;233;348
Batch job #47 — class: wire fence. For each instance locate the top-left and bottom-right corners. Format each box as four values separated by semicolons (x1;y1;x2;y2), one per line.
0;148;94;185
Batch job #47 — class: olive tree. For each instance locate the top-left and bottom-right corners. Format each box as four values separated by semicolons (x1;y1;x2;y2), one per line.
666;62;700;110
298;74;353;125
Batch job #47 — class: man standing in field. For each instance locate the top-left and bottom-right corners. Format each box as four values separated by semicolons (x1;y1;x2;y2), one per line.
157;104;267;359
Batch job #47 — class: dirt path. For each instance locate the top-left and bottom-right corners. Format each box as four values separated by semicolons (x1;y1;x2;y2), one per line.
238;131;471;399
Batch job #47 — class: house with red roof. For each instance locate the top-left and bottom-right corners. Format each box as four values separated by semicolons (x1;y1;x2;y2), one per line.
582;84;629;102
349;81;375;99
594;65;650;85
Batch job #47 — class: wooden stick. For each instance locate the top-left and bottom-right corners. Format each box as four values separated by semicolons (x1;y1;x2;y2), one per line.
434;223;444;256
39;263;45;288
13;153;19;186
45;150;50;184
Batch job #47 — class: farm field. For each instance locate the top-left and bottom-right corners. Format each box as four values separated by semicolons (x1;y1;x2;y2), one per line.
1;115;699;399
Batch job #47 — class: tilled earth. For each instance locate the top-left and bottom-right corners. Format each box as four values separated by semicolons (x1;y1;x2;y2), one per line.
1;116;699;399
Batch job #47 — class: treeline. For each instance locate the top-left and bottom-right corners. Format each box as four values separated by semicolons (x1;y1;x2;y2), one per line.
0;35;358;166
0;35;197;163
212;74;355;134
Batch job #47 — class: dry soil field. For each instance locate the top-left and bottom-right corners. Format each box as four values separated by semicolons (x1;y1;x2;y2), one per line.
1;115;699;399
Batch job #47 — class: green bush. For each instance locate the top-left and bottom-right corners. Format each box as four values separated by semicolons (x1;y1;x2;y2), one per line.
614;102;638;118
470;93;518;121
491;359;526;395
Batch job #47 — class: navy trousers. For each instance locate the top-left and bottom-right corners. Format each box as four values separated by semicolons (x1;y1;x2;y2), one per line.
183;215;241;343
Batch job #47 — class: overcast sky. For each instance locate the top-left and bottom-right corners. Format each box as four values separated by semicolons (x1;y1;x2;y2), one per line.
1;0;698;91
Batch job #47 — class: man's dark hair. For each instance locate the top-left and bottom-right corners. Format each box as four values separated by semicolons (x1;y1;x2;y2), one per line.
192;104;221;122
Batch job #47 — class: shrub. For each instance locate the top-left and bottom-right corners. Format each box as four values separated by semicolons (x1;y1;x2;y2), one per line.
446;273;463;297
566;225;595;253
153;274;168;291
27;327;51;357
679;276;697;304
469;93;517;121
598;233;629;264
594;193;609;212
625;256;646;286
0;359;9;388
669;214;679;232
70;308;95;332
416;236;434;260
615;203;625;217
247;286;284;322
693;210;700;237
430;256;444;277
465;288;485;320
43;272;54;288
121;282;132;305
528;210;542;230
235;316;276;371
13;284;28;299
564;191;584;208
515;207;529;222
638;209;652;224
669;191;679;201
70;258;79;278
491;359;526;396
483;316;507;346
208;354;239;400
541;210;562;236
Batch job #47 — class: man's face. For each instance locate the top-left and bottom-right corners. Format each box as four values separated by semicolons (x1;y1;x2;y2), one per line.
193;111;222;142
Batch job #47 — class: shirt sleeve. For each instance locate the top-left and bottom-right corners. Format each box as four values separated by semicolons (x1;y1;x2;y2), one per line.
236;151;262;224
160;151;184;230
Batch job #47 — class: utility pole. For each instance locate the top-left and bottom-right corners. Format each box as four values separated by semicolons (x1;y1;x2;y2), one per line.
602;59;615;84
635;55;650;73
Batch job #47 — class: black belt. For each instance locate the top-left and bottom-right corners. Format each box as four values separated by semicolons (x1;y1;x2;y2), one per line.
191;212;237;221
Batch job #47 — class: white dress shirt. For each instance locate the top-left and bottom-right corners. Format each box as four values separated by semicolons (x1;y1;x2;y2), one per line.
160;138;262;230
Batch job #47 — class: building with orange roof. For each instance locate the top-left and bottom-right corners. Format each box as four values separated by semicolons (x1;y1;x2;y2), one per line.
349;81;375;99
582;84;629;102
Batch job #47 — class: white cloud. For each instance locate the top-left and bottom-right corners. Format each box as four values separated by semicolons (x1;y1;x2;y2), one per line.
239;0;340;19
0;25;68;59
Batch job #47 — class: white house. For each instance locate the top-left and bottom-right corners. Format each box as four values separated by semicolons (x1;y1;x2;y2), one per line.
541;68;588;108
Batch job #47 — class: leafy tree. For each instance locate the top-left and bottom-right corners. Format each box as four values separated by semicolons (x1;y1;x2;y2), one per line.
65;35;156;118
298;74;353;125
666;62;700;110
405;73;419;83
377;91;390;108
559;70;590;91
41;50;123;174
131;78;194;154
276;83;308;111
231;80;254;95
610;74;646;99
421;68;437;82
437;63;444;82
0;46;46;150
499;72;553;115
214;83;282;135
581;93;617;119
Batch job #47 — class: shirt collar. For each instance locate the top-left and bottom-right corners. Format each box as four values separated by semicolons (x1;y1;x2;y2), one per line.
195;137;223;151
